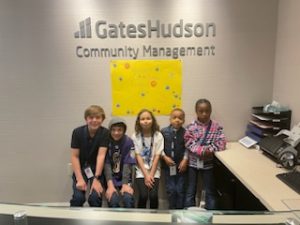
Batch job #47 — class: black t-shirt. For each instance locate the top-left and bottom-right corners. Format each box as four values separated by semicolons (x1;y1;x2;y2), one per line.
71;125;109;170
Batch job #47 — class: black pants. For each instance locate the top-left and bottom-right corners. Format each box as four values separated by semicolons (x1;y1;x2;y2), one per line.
136;178;159;209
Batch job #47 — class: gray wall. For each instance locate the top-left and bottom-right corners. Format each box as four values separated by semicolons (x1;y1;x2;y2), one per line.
273;0;300;126
0;0;278;203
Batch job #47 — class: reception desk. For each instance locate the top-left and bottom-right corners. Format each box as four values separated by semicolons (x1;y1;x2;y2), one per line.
0;202;299;225
215;142;300;211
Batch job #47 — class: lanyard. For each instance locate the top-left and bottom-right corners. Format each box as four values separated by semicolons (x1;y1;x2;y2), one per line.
200;120;212;146
141;133;154;150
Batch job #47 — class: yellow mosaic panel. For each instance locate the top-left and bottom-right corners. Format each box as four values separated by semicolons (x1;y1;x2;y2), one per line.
110;59;182;115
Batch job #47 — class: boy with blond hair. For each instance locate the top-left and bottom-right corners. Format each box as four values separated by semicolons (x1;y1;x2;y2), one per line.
70;105;109;207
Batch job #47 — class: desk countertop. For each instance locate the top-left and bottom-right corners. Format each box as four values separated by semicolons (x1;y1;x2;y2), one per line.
0;203;171;223
215;142;300;211
0;203;298;224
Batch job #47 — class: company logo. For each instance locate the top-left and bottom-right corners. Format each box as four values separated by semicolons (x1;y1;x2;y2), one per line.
74;17;216;39
74;17;92;38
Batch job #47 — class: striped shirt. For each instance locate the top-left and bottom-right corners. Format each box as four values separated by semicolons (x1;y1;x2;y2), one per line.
184;119;226;169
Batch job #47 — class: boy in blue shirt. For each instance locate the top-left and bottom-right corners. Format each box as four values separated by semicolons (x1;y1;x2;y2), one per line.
161;108;188;209
104;117;136;208
70;105;109;207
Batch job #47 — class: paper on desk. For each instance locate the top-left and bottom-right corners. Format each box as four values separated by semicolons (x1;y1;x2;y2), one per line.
250;120;273;129
252;114;272;121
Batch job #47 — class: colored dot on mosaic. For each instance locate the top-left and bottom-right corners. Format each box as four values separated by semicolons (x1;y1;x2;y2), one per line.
124;63;130;69
151;80;157;87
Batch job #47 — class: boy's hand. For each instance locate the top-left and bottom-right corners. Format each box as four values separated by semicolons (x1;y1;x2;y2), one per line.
90;179;103;196
76;179;87;191
105;186;117;201
121;184;134;195
178;158;188;173
163;155;175;167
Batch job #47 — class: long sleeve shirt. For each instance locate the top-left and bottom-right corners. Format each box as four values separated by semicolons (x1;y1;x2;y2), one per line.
184;119;226;169
104;135;135;187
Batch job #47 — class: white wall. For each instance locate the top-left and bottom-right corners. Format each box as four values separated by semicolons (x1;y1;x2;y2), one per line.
0;0;278;203
273;0;300;126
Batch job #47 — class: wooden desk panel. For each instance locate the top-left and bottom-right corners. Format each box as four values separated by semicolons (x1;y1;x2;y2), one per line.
215;143;300;211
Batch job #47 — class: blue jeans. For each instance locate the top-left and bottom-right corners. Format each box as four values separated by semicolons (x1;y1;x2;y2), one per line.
108;191;135;208
164;169;186;209
70;175;103;207
184;167;217;210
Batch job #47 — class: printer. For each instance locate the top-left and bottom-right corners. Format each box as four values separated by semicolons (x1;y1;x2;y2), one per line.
259;123;300;169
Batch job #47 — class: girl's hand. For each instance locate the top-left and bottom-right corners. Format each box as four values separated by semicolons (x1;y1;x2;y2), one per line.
200;149;214;160
144;174;154;188
178;159;188;173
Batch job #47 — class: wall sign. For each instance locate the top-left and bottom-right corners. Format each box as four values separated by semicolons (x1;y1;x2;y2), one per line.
74;18;216;59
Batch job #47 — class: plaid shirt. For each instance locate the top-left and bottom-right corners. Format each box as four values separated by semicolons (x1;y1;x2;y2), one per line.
184;119;226;169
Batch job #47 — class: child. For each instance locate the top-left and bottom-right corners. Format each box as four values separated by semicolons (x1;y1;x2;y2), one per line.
161;108;188;209
104;117;136;208
132;109;164;209
70;105;109;207
184;99;226;209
